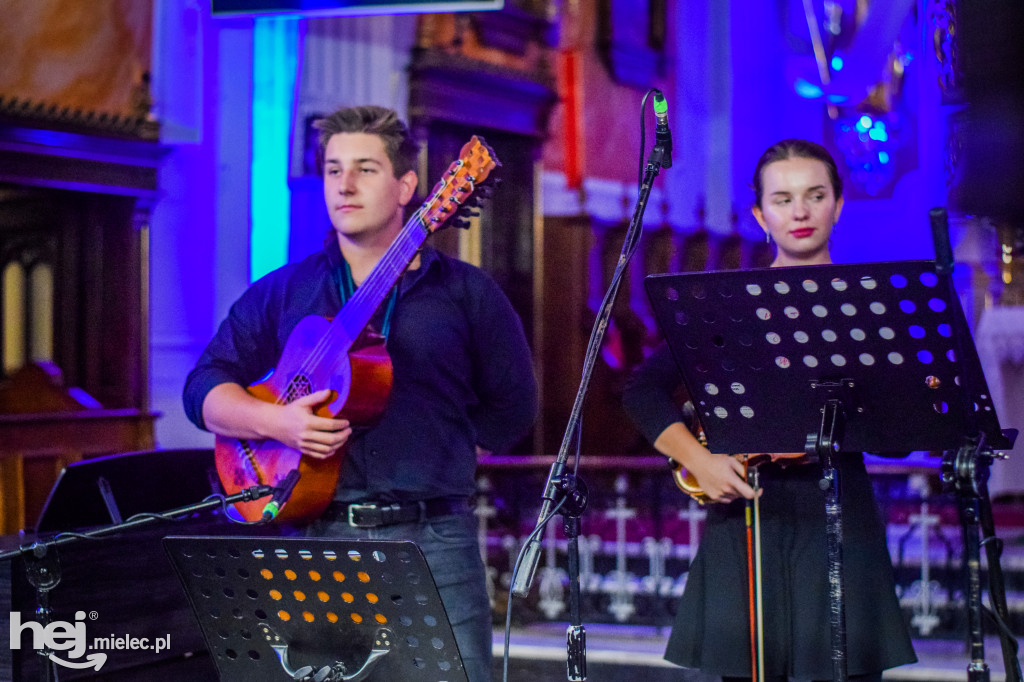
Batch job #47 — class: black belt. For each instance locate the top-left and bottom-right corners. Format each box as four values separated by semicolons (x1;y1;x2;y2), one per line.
324;497;470;528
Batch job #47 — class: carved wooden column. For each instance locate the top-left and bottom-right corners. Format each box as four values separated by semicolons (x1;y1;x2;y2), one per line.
937;0;1024;497
0;119;164;412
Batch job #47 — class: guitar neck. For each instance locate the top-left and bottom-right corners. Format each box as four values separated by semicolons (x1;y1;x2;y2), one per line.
336;213;430;340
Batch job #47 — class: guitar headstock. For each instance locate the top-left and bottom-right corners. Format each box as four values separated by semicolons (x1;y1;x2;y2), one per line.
417;135;501;233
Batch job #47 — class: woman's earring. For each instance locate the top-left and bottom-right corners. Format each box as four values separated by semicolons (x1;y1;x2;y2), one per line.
765;231;771;244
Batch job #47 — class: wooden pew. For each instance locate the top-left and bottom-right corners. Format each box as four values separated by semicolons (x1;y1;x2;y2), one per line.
0;362;156;535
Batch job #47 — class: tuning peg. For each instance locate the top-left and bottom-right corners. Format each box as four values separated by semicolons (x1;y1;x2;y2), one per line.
450;217;471;230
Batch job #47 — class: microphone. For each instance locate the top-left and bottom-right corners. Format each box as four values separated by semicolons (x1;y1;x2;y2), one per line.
261;469;301;522
511;460;565;597
653;91;673;169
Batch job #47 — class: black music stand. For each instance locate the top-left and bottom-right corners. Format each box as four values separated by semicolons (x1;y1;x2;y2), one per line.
164;536;466;682
34;448;220;532
646;260;1016;682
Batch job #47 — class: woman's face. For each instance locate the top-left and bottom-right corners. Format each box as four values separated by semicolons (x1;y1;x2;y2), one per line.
752;156;844;267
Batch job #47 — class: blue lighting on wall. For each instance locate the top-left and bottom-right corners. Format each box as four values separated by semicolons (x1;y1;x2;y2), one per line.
831;55;844;71
251;17;299;282
795;78;824;99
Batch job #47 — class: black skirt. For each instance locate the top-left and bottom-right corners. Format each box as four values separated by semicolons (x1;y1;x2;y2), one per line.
665;454;917;678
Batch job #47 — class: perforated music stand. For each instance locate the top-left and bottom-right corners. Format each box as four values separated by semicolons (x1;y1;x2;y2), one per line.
163;536;467;682
645;260;1010;455
646;259;1015;682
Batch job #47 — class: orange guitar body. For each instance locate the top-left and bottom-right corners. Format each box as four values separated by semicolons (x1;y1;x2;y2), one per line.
214;318;393;524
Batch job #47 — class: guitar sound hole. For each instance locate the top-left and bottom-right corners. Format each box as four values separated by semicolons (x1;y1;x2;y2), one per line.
285;375;312;403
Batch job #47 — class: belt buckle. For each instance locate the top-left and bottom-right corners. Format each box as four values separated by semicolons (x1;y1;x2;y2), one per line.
347;503;379;528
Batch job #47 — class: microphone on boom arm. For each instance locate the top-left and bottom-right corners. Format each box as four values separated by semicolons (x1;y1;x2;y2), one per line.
653;90;673;169
261;469;301;522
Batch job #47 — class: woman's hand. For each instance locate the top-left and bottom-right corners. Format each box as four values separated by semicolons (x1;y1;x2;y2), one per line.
684;449;757;504
654;421;757;503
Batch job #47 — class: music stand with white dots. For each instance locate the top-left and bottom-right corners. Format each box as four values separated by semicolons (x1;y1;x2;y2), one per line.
646;260;1009;456
645;259;1014;682
163;536;466;682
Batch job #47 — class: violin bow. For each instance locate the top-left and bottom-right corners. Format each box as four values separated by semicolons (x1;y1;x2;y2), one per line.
745;462;766;682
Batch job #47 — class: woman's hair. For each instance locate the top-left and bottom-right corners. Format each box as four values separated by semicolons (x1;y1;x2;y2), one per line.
313;105;420;178
752;139;843;207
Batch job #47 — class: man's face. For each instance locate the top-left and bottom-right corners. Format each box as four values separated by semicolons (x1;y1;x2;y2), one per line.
322;132;417;244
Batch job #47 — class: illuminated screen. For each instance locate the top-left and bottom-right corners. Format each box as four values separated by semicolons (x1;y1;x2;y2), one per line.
211;0;503;17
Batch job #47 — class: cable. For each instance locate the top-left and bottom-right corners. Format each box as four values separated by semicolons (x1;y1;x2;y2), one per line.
502;495;568;682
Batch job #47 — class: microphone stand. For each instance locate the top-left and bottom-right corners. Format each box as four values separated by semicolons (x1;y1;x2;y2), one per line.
0;485;275;682
930;208;1022;682
511;137;671;681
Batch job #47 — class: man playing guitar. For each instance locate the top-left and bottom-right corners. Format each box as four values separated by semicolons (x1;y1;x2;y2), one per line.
184;105;537;682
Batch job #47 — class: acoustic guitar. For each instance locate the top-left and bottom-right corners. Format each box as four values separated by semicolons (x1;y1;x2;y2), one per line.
215;136;500;523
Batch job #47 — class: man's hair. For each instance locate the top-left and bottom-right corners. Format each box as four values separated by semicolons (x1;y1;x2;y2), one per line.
313;105;420;178
752;138;843;208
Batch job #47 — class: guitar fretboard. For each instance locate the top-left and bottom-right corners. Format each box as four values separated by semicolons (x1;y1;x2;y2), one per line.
337;214;430;340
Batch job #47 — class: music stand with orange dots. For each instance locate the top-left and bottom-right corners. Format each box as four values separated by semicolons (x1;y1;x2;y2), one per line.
163;535;466;682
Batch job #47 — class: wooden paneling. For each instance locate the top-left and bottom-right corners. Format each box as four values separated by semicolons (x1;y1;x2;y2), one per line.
0;363;155;534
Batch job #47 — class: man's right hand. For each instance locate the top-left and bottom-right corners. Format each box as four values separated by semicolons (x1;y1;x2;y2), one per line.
202;384;352;459
271;389;352;459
